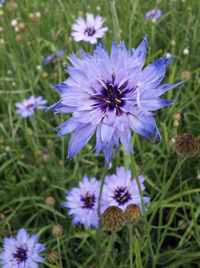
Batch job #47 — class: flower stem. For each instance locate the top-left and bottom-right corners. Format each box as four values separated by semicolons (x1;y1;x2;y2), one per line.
109;0;121;44
101;232;115;268
128;223;133;268
57;237;63;268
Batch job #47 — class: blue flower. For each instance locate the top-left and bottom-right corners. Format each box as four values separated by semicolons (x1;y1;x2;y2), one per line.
0;0;5;4
0;228;46;268
101;166;150;214
46;36;183;167
15;95;48;118
145;9;163;20
61;175;101;228
43;49;65;64
71;13;109;44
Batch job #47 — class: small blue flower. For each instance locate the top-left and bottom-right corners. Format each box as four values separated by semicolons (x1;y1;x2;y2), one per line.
0;228;46;268
0;0;5;4
71;13;109;44
43;49;65;64
15;95;48;118
101;166;150;214
46;36;183;167
61;175;101;228
145;9;163;20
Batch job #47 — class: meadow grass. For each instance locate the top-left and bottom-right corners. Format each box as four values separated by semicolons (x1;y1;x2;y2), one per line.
0;0;200;267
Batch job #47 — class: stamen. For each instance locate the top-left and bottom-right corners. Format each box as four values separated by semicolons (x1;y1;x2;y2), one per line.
115;98;121;103
116;107;121;116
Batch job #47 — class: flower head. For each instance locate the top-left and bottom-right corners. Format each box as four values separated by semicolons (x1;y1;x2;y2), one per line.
61;175;101;228
0;228;46;268
0;0;5;4
46;37;183;166
101;167;150;214
145;9;162;20
43;49;65;64
71;13;108;44
15;95;48;118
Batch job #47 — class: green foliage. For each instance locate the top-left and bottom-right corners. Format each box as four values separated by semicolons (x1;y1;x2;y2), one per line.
0;0;200;267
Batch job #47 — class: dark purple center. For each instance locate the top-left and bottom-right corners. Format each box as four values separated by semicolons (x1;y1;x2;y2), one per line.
13;247;28;263
81;192;95;209
26;103;34;109
113;187;131;205
85;27;95;36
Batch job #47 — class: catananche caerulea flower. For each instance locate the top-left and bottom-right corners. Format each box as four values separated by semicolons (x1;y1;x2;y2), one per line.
101;166;150;214
71;13;108;44
0;0;5;4
61;175;101;228
46;36;183;167
145;9;162;20
15;95;48;118
0;228;46;268
43;49;65;64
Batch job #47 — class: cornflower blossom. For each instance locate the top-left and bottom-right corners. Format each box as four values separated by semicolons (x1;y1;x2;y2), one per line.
61;175;101;228
15;95;48;118
43;49;65;64
145;9;162;20
71;13;108;44
0;228;46;268
46;36;183;167
0;0;5;4
101;166;150;214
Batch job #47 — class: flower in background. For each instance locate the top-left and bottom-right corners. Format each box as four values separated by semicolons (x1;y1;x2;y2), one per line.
43;49;65;64
15;95;48;118
145;9;162;20
0;0;5;4
61;175;101;228
0;228;46;268
46;36;183;167
101;167;150;214
71;13;108;44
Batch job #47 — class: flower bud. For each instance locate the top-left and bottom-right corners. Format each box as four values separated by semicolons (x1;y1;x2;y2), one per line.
0;26;3;32
0;213;6;220
42;148;50;164
168;138;175;147
175;133;199;157
125;204;141;224
7;2;18;12
47;250;58;264
15;34;23;43
173;112;181;121
173;119;179;128
35;11;41;18
18;22;26;32
35;149;42;157
181;70;191;81
45;196;55;207
42;72;48;79
178;219;187;230
51;224;63;237
102;206;125;232
183;48;189;55
78;11;84;17
171;40;176;46
166;52;172;60
11;19;18;27
29;13;36;22
0;38;5;45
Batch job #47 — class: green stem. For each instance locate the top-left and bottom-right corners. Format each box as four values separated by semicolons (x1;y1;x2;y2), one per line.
129;223;133;268
109;0;121;44
57;237;63;268
101;233;115;268
60;236;70;268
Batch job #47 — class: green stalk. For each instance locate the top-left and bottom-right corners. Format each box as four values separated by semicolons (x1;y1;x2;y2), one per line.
101;232;115;268
129;223;133;268
109;0;121;44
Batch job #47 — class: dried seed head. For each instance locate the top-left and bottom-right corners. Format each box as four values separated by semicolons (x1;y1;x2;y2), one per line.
173;119;179;128
15;34;23;43
78;11;84;17
35;11;41;18
29;13;36;22
183;48;189;55
178;219;187;230
175;133;199;157
102;206;125;232
124;204;141;224
181;70;191;81
0;38;5;45
45;196;55;207
51;224;63;237
42;72;48;79
7;2;18;11
18;22;26;32
11;19;18;27
173;112;181;121
47;250;59;264
171;40;176;46
168;138;175;147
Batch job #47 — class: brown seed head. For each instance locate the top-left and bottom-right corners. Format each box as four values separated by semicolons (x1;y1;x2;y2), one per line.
15;34;23;43
102;206;125;232
175;133;199;157
178;219;187;230
45;196;55;207
51;224;63;237
173;112;181;121
29;13;36;22
47;250;59;264
42;72;48;79
124;204;142;224
181;70;191;81
18;22;26;32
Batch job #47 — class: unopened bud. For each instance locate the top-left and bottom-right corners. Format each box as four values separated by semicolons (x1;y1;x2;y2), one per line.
51;224;63;237
35;12;41;18
42;72;48;79
18;22;26;32
29;13;36;22
183;48;189;55
175;133;199;157
178;219;187;230
125;204;141;224
173;112;181;121
171;40;176;46
102;206;125;232
47;250;59;264
15;34;23;43
173;120;179;128
78;11;84;17
11;19;18;27
45;196;55;207
181;70;191;81
168;138;175;147
42;148;50;164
